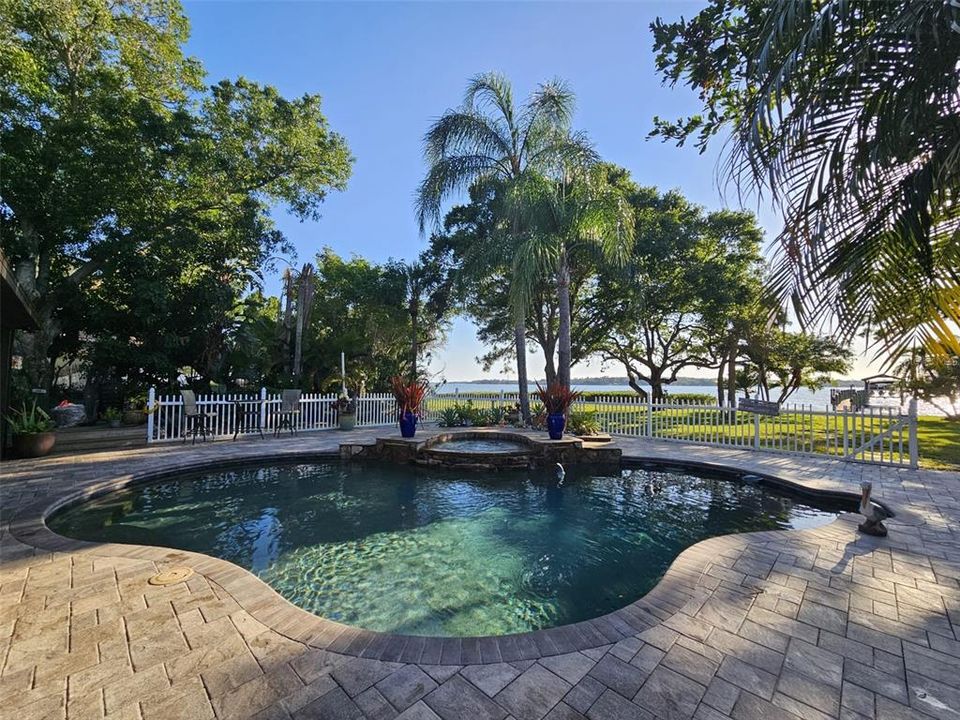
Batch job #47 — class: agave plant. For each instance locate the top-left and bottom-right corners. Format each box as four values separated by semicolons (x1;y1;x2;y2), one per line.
390;376;429;418
534;382;581;415
6;402;55;435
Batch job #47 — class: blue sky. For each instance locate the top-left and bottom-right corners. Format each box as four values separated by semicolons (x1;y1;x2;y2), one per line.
183;1;873;381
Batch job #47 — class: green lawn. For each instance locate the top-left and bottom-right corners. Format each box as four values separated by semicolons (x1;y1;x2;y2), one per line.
916;416;960;470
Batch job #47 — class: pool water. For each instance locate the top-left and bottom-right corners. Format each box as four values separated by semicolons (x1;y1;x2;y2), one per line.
429;438;529;453
48;461;846;637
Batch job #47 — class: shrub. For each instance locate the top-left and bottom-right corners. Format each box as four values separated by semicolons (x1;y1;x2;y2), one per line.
530;402;546;429
664;392;715;404
568;410;602;436
438;407;462;427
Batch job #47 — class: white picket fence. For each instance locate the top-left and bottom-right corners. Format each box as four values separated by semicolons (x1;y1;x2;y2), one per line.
146;388;398;442
146;388;918;467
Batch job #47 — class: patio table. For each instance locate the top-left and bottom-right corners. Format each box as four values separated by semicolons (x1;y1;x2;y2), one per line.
232;398;265;440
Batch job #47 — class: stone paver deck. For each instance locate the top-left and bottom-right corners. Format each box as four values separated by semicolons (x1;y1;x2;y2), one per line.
1;428;958;720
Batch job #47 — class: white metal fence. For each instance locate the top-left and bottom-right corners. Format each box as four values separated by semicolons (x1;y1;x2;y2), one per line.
146;388;918;467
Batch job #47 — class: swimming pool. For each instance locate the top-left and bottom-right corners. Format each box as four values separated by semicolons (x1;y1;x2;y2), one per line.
48;460;848;636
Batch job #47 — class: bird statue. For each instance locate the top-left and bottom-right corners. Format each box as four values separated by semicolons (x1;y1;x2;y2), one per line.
858;482;888;537
555;463;565;485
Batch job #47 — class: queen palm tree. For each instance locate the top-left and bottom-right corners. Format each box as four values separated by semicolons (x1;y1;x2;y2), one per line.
416;72;592;422
508;165;634;387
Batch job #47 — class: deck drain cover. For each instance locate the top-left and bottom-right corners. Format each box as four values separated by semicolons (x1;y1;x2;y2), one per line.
148;567;194;586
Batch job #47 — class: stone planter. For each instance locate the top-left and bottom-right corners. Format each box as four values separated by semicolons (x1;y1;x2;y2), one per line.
12;431;56;458
338;413;357;431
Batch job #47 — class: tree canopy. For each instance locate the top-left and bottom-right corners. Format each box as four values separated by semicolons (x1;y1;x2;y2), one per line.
0;0;353;402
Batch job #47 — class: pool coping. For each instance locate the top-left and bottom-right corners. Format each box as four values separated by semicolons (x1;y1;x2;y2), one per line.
5;430;918;666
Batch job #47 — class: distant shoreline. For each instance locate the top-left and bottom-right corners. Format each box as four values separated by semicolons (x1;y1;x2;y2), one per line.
443;377;862;388
446;377;715;387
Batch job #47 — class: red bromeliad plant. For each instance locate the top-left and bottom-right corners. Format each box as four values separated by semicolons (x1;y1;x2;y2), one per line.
390;376;429;418
534;382;581;415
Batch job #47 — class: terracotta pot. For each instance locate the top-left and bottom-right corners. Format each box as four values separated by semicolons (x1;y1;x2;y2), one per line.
12;432;56;458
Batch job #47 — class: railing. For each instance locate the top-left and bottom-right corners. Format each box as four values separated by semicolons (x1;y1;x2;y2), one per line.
146;388;396;442
146;388;918;467
578;394;917;467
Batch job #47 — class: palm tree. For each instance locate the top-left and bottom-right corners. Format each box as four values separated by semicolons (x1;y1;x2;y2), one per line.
416;72;591;422
509;165;634;386
651;0;960;362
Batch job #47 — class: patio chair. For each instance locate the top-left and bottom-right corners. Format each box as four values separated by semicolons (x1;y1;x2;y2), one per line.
274;389;301;437
181;390;217;444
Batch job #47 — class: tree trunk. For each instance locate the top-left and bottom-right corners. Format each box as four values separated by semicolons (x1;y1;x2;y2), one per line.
410;303;419;382
281;269;294;376
717;364;725;406
543;351;557;386
650;375;665;402
292;265;315;382
293;308;304;380
727;343;737;407
627;377;649;402
556;254;572;388
514;321;531;424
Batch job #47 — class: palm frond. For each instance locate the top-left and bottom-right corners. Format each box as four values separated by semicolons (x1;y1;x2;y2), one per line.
718;0;960;360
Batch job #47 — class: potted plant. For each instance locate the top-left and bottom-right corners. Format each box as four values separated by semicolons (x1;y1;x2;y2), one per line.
7;402;56;458
332;394;357;430
535;383;581;440
391;376;428;438
104;407;123;428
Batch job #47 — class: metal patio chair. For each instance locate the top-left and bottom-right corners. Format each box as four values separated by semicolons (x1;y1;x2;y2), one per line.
181;389;217;444
274;389;302;437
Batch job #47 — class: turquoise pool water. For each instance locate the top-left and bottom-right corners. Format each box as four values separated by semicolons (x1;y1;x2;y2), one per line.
48;461;847;636
429;438;529;453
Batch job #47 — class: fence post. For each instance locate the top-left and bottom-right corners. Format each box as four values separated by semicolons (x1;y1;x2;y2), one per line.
908;397;918;469
645;396;653;437
260;387;267;430
753;412;760;450
842;410;849;457
146;387;155;443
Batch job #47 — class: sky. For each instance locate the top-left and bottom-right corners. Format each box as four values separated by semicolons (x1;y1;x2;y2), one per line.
182;0;878;382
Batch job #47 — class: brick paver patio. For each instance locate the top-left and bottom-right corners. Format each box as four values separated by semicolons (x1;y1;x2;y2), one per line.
1;428;958;719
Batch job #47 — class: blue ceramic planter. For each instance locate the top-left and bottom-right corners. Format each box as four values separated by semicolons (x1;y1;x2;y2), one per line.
399;411;418;438
546;412;565;440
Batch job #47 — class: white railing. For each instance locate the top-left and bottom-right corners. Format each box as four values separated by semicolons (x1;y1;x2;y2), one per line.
577;394;917;468
146;388;918;467
146;388;396;443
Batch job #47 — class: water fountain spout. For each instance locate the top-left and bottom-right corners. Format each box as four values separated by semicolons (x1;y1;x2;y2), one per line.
555;463;565;484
